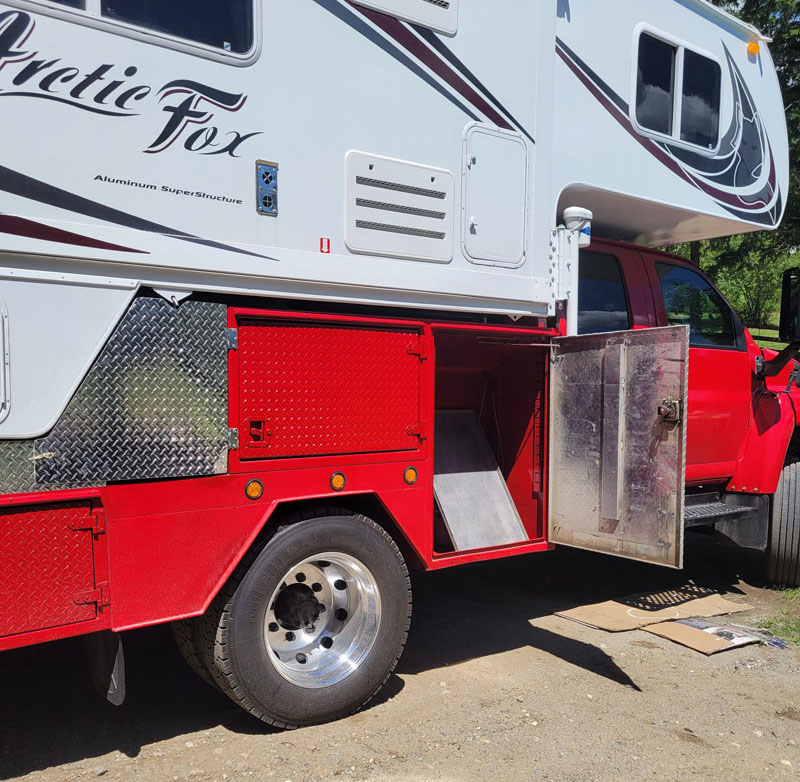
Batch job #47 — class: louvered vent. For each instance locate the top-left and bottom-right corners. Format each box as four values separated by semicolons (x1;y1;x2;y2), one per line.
352;0;458;35
346;151;454;263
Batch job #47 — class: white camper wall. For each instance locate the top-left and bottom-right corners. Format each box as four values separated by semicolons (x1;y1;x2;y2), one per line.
553;0;789;246
0;0;553;315
0;0;555;437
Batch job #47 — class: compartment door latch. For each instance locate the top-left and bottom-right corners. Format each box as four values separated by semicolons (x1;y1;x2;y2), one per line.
658;396;683;424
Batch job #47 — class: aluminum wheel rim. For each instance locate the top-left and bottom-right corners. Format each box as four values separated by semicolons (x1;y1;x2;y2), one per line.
264;552;381;689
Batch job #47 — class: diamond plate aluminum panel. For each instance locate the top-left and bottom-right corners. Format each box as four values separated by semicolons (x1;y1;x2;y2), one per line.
0;439;104;494
34;298;228;484
0;502;96;638
548;326;688;568
238;320;423;459
0;439;38;495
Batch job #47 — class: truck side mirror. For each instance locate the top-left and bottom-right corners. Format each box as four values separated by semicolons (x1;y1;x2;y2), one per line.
779;267;800;343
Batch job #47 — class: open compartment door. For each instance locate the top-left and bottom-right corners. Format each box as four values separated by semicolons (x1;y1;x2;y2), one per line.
548;326;689;568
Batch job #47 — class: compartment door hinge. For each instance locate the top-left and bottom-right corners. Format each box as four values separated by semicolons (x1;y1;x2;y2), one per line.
227;328;238;351
406;339;428;361
406;422;428;441
70;507;106;536
74;582;111;608
226;428;239;450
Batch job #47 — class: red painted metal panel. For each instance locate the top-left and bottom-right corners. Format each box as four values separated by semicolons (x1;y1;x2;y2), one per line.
0;502;97;639
238;319;423;459
103;465;429;630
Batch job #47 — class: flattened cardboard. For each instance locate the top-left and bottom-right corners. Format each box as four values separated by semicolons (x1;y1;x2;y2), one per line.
555;590;752;632
645;618;761;655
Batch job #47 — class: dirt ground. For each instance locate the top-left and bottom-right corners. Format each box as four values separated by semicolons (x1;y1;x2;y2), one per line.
1;535;799;782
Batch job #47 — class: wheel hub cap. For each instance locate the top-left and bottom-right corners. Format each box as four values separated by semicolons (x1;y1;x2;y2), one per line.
264;552;381;688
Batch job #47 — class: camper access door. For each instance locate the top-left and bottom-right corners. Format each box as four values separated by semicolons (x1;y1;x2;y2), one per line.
548;327;689;568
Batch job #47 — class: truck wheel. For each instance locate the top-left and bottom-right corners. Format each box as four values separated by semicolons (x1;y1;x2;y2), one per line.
199;511;411;728
172;618;219;690
768;461;800;587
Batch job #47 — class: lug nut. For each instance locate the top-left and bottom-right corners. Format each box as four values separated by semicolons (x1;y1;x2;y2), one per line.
334;579;347;590
296;572;307;583
336;608;348;621
268;622;279;633
296;653;307;664
285;631;295;642
321;637;333;649
312;582;323;592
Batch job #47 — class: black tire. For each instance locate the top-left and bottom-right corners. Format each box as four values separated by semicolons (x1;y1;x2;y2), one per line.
198;509;411;728
172;618;219;690
768;461;800;587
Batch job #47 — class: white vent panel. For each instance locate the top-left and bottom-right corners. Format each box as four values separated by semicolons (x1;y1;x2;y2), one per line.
346;151;455;263
352;0;458;36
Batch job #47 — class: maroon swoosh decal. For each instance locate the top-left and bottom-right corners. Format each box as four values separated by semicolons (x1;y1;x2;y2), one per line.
0;214;147;254
556;43;774;214
349;2;514;131
556;45;696;189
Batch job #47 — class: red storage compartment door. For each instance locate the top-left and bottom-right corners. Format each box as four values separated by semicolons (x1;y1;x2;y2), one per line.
238;319;424;459
0;502;98;639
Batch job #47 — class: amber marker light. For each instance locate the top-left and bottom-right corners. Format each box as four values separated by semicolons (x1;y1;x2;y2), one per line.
748;41;760;56
404;466;418;485
330;472;347;492
245;479;264;500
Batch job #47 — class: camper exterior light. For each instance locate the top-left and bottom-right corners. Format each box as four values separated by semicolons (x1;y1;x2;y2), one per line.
748;41;760;56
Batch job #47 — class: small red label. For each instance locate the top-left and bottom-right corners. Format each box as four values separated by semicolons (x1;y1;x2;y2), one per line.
320;238;331;254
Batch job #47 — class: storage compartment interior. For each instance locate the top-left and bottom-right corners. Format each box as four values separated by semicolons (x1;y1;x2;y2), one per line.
432;328;549;555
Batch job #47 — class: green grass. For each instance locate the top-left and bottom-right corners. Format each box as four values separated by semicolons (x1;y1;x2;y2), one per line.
763;588;800;644
779;587;800;602
748;327;786;352
764;611;800;645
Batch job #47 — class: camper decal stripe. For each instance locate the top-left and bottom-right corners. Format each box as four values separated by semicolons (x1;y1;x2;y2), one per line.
351;4;516;133
316;0;534;141
310;0;479;122
0;214;146;253
0;164;277;260
556;37;782;227
409;23;535;144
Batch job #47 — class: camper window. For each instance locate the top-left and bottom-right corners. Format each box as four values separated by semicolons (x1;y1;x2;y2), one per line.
680;50;721;149
636;34;676;137
100;0;253;54
635;31;721;153
24;0;257;62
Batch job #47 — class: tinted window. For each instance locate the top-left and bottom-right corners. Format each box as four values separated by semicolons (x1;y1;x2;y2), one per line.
50;0;85;7
681;49;721;149
578;252;631;335
656;263;736;348
100;0;253;53
636;33;676;136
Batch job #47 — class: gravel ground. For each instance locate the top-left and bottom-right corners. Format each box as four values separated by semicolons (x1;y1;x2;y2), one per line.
1;535;798;782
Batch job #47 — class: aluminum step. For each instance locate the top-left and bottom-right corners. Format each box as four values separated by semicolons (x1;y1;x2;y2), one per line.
684;502;756;528
433;410;528;551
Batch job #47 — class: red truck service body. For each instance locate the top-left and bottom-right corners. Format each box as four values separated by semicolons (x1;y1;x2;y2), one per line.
0;0;796;726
